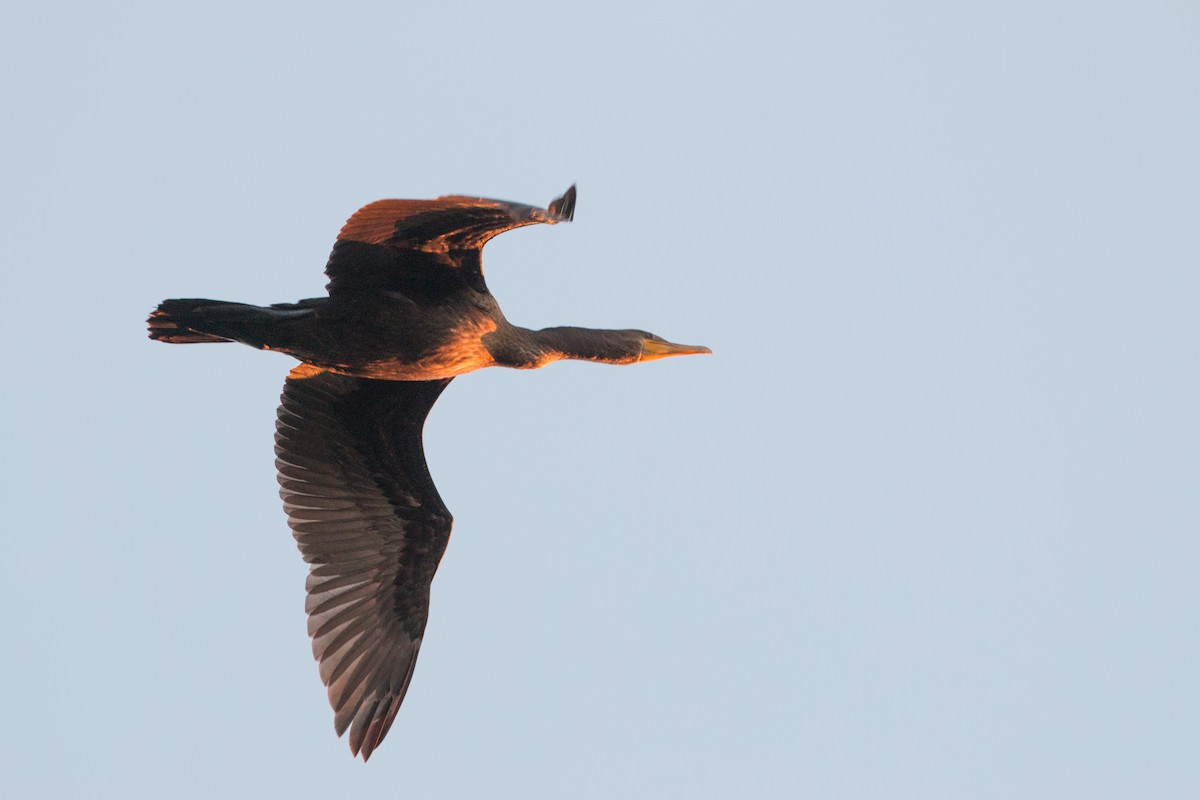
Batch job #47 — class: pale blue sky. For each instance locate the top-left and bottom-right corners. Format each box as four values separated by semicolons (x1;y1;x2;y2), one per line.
3;2;1198;797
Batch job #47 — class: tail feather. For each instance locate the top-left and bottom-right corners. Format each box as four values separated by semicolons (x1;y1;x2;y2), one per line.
147;299;313;346
148;299;231;343
148;299;245;343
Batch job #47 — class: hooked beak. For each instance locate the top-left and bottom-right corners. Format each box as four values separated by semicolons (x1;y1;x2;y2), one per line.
638;338;712;362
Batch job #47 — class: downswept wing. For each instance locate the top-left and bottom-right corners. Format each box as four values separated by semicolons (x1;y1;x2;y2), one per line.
275;372;453;761
324;185;576;294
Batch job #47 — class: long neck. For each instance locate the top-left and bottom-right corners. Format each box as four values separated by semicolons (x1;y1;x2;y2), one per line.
485;325;646;368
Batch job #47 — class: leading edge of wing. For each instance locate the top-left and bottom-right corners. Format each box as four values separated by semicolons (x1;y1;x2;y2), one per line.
335;184;576;252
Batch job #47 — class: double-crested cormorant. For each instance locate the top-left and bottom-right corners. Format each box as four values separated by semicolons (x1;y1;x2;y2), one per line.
147;186;708;760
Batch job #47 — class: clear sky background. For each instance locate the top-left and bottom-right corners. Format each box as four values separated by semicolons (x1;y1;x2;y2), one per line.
3;2;1197;797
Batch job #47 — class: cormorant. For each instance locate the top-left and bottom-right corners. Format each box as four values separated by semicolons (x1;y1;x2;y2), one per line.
147;186;709;760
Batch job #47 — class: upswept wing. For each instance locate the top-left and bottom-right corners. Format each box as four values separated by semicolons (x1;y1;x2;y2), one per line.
275;371;453;761
324;185;576;294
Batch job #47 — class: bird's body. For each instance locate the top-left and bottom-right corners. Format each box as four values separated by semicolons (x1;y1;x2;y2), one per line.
155;291;506;379
148;186;708;760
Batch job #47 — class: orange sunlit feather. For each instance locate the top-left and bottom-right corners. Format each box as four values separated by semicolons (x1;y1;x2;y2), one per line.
336;197;511;246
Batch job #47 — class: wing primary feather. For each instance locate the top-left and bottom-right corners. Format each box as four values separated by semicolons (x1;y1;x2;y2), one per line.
548;184;576;221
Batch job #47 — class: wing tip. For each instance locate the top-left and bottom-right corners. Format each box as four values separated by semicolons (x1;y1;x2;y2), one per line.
548;184;576;222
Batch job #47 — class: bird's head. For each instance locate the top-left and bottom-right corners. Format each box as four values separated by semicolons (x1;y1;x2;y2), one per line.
634;332;712;362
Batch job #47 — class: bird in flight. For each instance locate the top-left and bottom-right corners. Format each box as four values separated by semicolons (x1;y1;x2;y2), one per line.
147;186;709;760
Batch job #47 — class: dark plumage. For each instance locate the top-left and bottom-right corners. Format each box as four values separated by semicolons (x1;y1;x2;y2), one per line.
148;186;708;760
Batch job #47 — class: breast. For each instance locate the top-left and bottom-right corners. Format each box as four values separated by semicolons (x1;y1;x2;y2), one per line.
291;292;504;381
357;315;499;380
